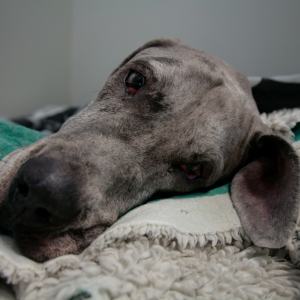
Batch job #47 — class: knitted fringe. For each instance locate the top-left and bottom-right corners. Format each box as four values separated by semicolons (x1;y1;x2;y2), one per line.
261;108;300;141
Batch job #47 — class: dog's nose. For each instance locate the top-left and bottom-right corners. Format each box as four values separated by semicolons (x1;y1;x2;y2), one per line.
8;156;80;227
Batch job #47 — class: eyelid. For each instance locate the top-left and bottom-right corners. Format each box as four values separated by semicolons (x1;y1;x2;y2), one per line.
124;70;132;85
125;60;152;77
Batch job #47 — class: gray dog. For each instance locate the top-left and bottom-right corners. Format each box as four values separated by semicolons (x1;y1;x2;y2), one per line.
0;39;299;262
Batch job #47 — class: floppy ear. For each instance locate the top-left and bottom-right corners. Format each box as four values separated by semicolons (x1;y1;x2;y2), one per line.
110;38;182;75
231;134;300;248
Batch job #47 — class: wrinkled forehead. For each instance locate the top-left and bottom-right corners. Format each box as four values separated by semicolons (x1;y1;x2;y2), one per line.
127;44;257;115
129;45;252;102
131;45;220;74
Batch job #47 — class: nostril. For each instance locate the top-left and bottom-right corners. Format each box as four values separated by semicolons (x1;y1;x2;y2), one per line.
35;207;52;223
16;179;29;198
9;156;80;227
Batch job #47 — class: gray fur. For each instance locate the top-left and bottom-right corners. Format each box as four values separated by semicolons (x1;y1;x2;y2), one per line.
0;39;299;262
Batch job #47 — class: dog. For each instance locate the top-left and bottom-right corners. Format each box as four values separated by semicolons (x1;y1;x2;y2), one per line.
0;39;299;262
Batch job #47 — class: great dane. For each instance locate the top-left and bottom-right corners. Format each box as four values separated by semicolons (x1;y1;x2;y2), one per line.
0;39;299;262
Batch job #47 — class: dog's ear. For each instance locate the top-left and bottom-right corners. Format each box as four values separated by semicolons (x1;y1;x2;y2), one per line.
231;134;300;248
110;38;182;75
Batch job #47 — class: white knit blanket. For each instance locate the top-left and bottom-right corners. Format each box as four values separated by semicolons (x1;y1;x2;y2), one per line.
1;109;300;300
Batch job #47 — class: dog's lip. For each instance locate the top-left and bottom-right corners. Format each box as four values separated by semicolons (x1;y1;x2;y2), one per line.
13;223;107;262
14;229;77;262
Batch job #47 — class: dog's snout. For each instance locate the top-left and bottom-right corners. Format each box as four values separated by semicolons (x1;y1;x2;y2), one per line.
8;156;80;227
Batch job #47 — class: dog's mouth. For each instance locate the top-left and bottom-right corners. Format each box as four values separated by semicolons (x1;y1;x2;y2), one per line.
12;223;106;262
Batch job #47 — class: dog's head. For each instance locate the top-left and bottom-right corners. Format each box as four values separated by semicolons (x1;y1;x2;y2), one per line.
0;39;299;262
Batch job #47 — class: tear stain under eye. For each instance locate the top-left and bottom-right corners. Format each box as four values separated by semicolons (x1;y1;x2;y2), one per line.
122;90;133;100
144;92;168;113
122;86;140;100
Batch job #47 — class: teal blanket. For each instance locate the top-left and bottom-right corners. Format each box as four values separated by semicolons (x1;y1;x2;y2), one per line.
0;120;46;161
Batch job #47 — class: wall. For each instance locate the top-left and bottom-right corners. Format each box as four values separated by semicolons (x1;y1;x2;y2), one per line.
0;0;72;117
70;0;300;106
1;1;300;115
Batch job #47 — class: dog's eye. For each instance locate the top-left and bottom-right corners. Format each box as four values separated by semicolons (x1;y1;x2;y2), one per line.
179;163;202;180
125;72;145;95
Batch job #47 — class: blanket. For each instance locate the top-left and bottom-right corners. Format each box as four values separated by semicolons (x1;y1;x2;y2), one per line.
1;110;300;299
0;120;46;161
